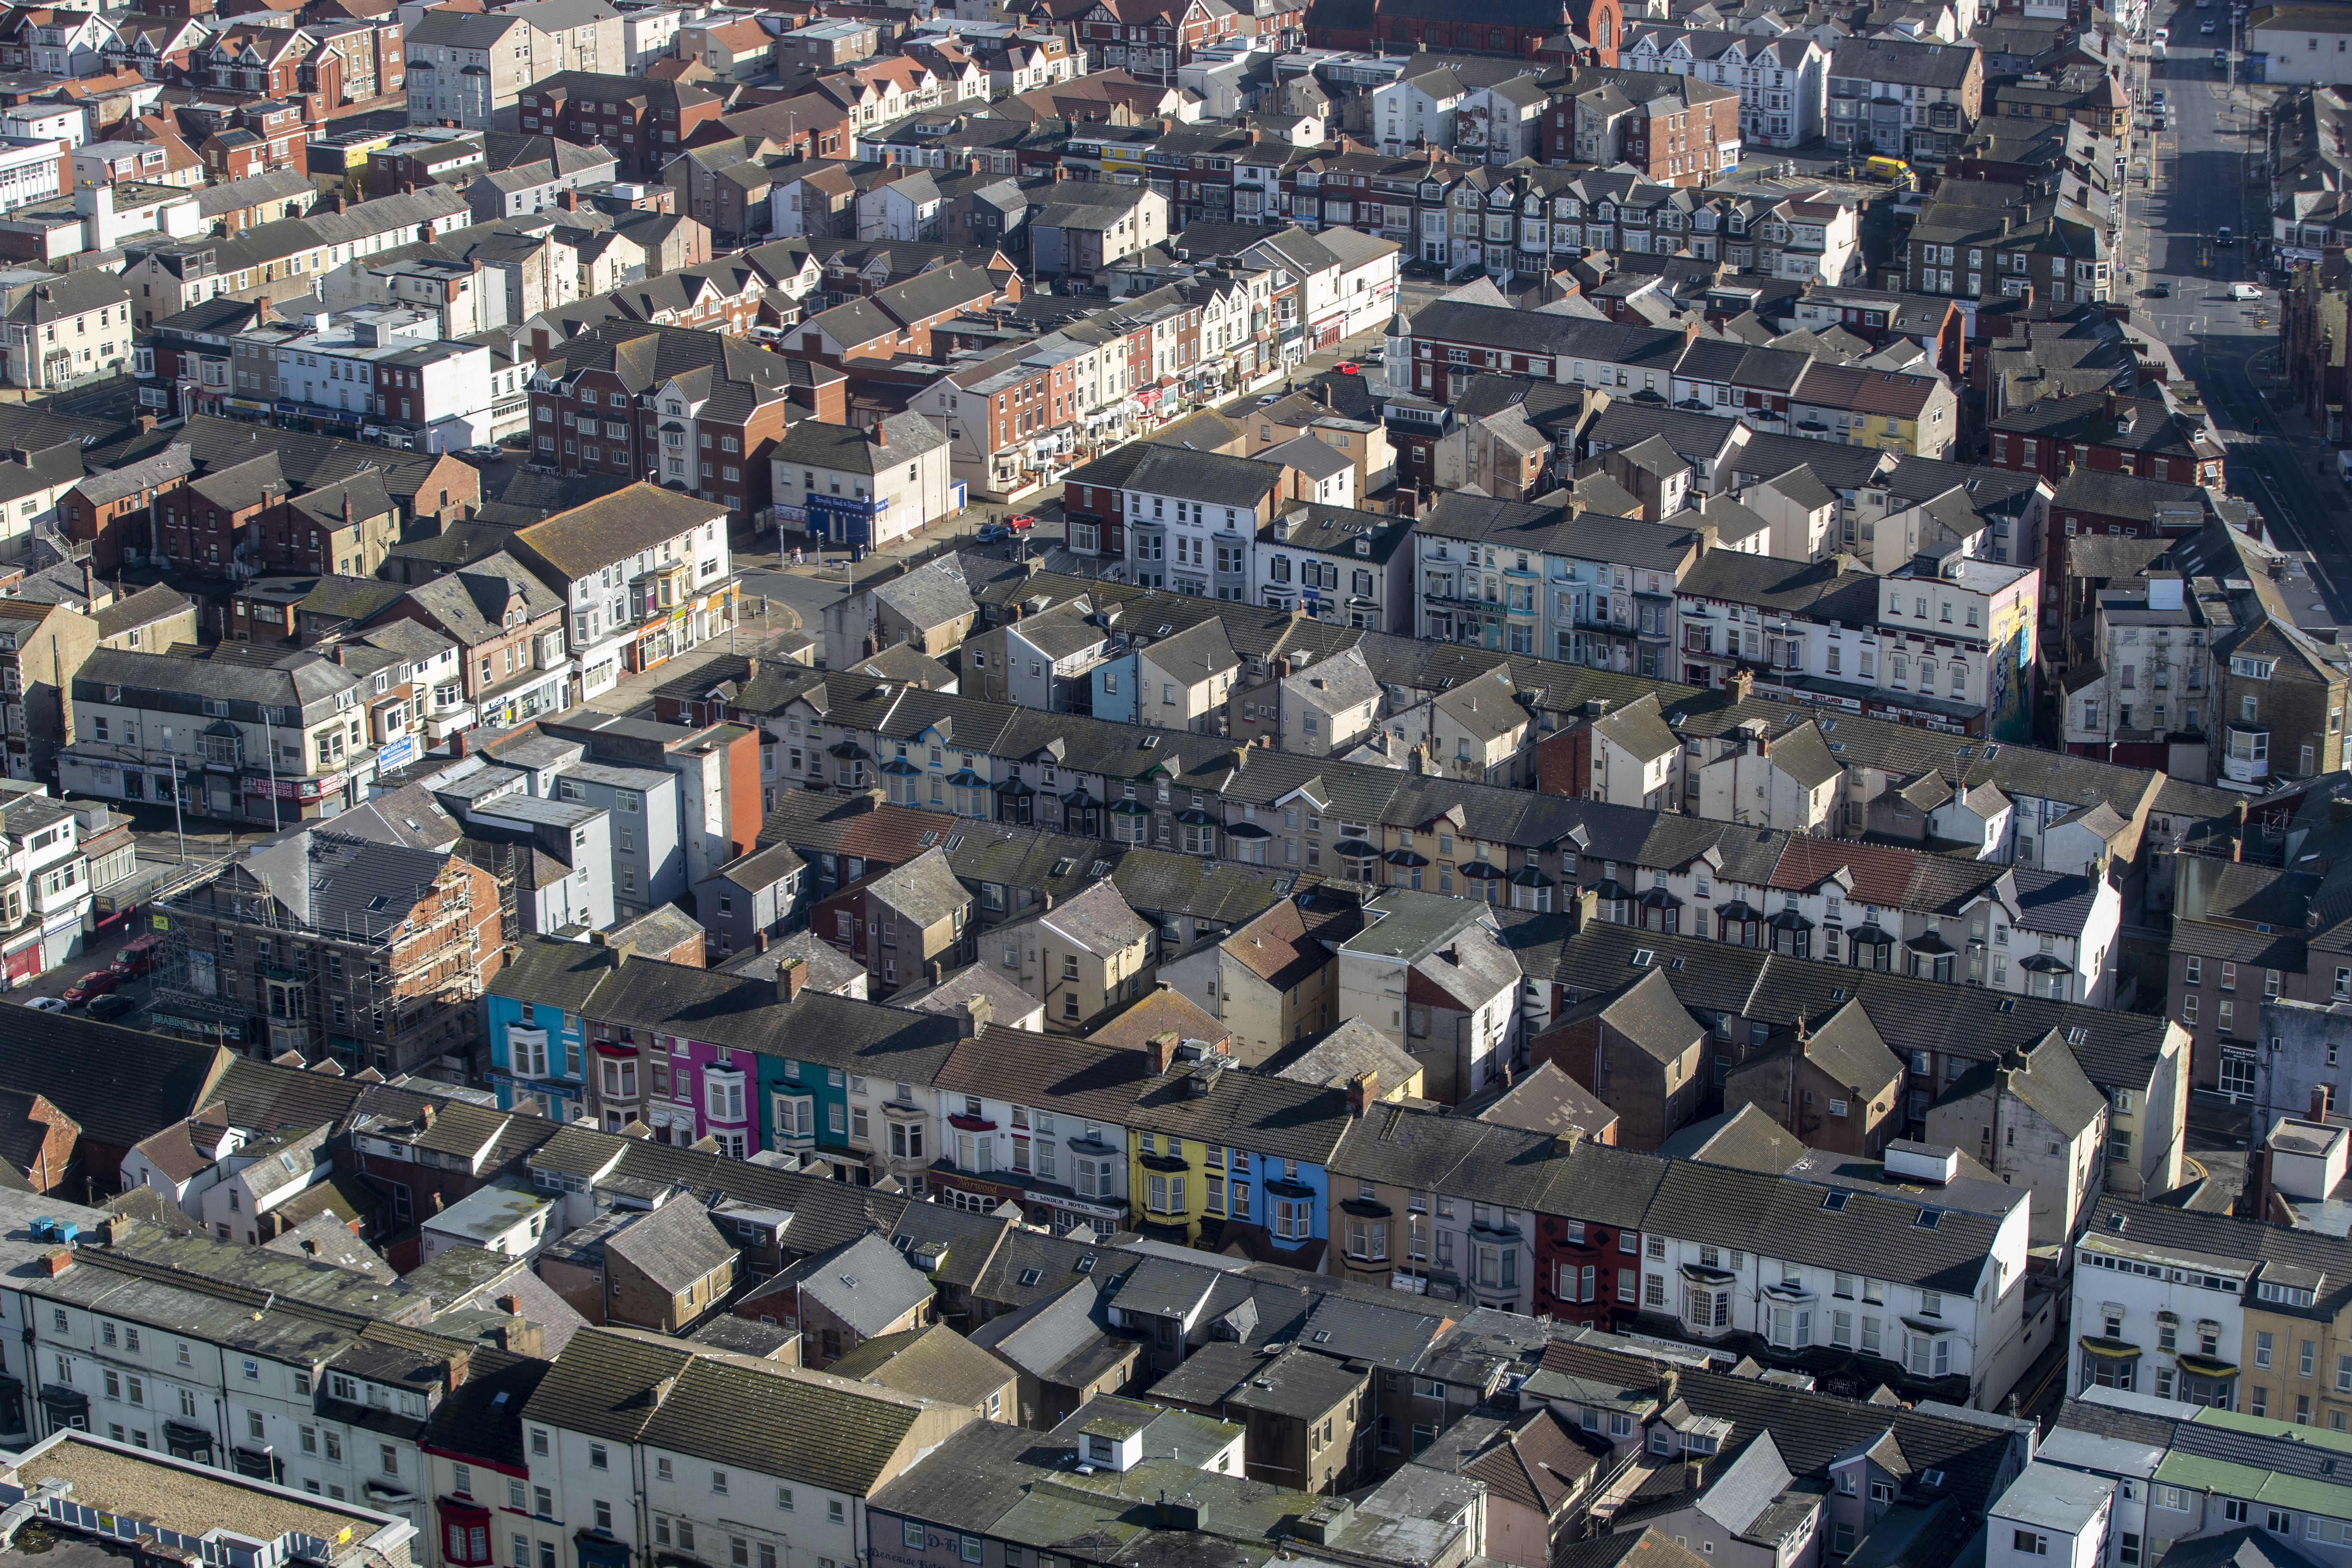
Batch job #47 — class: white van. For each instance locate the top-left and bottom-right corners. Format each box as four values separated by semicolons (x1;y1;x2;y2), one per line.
2232;282;2263;300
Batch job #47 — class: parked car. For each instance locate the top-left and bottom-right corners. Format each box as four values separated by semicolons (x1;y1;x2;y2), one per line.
976;522;1012;544
2154;89;2167;104
22;997;65;1014
2149;281;2172;297
61;971;119;1005
1003;513;1035;532
464;445;503;461
109;934;161;977
1334;361;1360;375
86;993;136;1022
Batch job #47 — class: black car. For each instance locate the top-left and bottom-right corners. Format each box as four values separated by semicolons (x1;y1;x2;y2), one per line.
2150;281;2172;297
85;992;136;1022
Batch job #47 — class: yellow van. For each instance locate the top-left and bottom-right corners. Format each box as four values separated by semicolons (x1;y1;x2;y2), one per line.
1862;155;1914;187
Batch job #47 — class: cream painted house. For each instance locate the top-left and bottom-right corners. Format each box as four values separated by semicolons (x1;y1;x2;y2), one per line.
1156;899;1338;1064
994;878;1155;1033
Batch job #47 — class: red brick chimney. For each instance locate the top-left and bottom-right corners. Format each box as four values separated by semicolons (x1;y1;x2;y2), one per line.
1146;1030;1177;1075
1346;1069;1380;1118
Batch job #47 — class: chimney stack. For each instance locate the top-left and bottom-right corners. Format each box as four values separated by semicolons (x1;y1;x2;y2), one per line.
776;954;808;1003
964;993;991;1036
1346;1069;1380;1118
1147;1030;1178;1075
419;1102;437;1128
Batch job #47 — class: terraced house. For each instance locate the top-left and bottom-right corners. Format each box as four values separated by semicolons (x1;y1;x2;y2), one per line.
519;1327;978;1568
1126;1033;1352;1263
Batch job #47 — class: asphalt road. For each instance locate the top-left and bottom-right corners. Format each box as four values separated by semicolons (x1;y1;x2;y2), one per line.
2128;7;2352;620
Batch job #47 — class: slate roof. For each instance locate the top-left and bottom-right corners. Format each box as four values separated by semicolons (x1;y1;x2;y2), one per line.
1263;1017;1419;1094
824;1322;1014;1409
868;845;971;929
605;1195;735;1294
766;1231;937;1335
402;551;564;647
1036;878;1152;958
931;1027;1153;1123
1533;1338;2024;1512
1329;1101;1563;1211
521;1326;930;1494
1548;967;1704;1064
514;484;724;582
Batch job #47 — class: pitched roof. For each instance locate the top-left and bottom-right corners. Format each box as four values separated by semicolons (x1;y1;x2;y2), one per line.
766;1231;937;1335
513;484;727;582
604;1195;735;1293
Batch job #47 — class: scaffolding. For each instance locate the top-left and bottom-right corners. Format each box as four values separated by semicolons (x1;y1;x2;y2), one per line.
144;853;491;1077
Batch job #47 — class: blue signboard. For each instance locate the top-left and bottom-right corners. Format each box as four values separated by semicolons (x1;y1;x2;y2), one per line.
376;735;415;773
804;492;888;554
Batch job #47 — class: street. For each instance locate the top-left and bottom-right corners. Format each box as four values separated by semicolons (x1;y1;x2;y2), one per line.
2128;5;2352;619
741;312;1403;646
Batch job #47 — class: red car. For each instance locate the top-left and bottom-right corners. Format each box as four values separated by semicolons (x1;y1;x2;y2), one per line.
1003;513;1036;532
109;934;161;977
1335;361;1360;375
61;971;120;1005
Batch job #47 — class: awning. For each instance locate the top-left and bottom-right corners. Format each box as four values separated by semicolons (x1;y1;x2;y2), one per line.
1460;861;1504;879
1225;821;1271;839
1768;909;1814;931
994;777;1035;797
1510;866;1555;887
1716;900;1760;922
1905;933;1955;955
1385;849;1429;867
2177;1354;2239;1378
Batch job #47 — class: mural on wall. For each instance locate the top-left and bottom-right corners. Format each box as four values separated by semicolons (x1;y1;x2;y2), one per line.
1990;585;2036;743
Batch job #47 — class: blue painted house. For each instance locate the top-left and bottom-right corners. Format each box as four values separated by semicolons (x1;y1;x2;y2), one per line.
481;937;615;1122
1090;653;1139;724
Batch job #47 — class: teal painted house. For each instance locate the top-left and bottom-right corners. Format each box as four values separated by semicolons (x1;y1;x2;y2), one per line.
758;1055;851;1156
